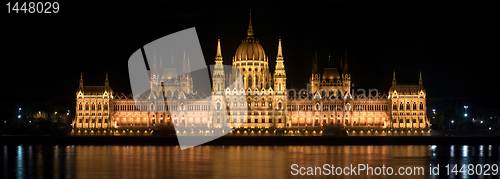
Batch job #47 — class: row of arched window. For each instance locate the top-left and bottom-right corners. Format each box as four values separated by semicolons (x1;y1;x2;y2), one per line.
213;118;282;123
392;119;424;123
78;102;108;111
393;102;424;110
77;118;109;123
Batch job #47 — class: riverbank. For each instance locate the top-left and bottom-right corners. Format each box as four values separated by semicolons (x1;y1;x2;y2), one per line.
1;135;499;145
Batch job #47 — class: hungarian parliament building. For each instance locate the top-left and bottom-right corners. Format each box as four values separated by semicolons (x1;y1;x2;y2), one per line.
72;12;429;136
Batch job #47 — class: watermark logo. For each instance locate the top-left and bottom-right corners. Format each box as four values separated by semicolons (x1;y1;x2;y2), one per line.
128;28;247;150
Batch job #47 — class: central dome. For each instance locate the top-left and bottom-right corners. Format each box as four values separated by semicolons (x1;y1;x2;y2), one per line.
235;39;266;61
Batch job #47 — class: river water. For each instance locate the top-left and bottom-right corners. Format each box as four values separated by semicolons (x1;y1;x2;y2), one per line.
1;145;499;178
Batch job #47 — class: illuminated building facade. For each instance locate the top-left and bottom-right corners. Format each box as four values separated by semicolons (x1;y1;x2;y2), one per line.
72;11;429;134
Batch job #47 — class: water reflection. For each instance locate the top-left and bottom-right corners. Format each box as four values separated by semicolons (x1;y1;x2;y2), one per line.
0;145;498;179
16;145;24;179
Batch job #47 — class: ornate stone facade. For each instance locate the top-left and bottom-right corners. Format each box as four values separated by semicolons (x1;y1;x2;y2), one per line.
72;11;429;135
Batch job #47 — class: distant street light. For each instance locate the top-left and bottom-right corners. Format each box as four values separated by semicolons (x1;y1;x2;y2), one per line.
464;106;468;117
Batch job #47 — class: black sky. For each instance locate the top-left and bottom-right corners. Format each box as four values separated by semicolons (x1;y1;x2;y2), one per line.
1;1;497;105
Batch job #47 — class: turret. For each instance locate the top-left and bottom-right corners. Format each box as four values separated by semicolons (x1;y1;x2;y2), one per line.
274;37;286;92
213;38;225;93
309;50;320;94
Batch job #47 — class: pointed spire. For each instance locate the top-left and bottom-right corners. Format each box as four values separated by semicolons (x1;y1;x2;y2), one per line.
171;55;173;64
183;49;186;74
159;56;163;70
343;48;348;74
419;71;423;85
247;8;254;38
216;37;222;58
312;50;318;75
79;72;83;90
187;55;191;73
274;37;286;91
344;48;347;64
105;72;109;89
392;70;397;86
277;37;283;57
152;50;158;75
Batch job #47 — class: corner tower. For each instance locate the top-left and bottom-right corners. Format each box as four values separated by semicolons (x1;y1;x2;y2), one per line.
273;37;287;128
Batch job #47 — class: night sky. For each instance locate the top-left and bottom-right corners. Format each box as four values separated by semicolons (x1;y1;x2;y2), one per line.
2;2;497;105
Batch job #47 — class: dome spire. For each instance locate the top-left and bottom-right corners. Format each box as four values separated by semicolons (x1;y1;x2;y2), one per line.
247;8;254;38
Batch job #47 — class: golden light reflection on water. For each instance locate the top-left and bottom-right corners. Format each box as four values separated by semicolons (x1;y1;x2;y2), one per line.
69;145;431;179
2;145;499;179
